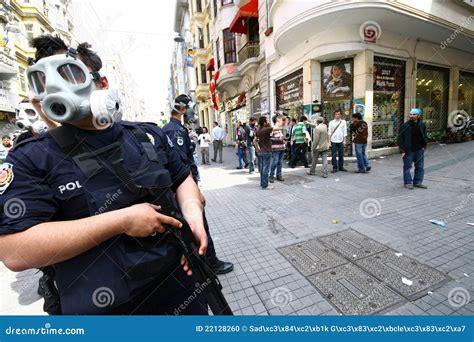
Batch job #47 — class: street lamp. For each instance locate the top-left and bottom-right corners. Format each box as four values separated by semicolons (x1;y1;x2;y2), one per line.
174;33;185;43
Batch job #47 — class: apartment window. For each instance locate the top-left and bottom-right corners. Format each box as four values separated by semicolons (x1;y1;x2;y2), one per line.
213;0;217;17
223;29;236;64
247;17;259;42
206;23;210;46
198;28;204;49
200;64;207;84
221;0;233;5
216;38;221;69
19;67;27;92
196;0;202;12
195;67;199;85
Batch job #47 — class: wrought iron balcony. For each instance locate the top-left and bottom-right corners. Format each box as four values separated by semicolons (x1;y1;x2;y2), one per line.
237;41;260;65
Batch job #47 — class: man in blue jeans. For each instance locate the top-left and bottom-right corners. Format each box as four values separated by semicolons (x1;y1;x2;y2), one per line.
256;116;280;189
270;115;286;183
397;108;428;190
350;112;371;173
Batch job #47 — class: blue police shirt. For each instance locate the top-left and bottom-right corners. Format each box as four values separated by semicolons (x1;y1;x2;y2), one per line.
0;121;191;313
163;117;199;182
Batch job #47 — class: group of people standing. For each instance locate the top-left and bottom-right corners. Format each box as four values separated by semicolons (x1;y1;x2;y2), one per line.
188;107;428;191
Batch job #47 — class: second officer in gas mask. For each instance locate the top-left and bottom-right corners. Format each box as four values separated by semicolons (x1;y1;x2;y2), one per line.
0;35;209;315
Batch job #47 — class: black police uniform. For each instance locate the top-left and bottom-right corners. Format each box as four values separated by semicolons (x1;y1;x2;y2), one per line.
163;118;221;265
0;121;207;315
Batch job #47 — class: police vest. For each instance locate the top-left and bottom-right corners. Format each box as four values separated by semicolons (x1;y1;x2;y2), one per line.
48;122;181;314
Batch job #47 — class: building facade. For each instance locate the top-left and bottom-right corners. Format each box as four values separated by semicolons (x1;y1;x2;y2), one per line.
0;0;19;136
265;0;474;156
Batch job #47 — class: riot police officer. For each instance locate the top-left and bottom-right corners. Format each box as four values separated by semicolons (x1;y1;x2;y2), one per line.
163;95;233;274
0;35;208;315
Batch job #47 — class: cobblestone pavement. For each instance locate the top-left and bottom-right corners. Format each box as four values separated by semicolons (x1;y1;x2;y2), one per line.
1;141;473;315
199;142;474;316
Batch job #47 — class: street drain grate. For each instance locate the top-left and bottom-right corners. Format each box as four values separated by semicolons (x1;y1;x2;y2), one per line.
318;229;388;260
308;263;404;315
278;229;451;315
282;174;314;186
278;239;347;276
355;249;450;300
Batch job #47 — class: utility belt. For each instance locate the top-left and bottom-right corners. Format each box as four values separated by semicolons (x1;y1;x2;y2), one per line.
43;123;182;314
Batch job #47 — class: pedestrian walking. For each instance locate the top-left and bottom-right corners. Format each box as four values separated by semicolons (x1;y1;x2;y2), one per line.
398;108;428;190
307;117;330;178
235;121;248;169
198;127;211;165
328;109;348;173
255;116;279;189
245;117;257;174
269;115;286;183
350;113;371;173
211;121;225;163
288;116;309;168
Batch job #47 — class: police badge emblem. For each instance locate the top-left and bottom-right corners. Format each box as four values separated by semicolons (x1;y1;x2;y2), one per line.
0;163;14;195
177;137;184;146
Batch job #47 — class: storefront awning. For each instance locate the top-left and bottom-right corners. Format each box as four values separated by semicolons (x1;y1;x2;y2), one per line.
229;0;258;34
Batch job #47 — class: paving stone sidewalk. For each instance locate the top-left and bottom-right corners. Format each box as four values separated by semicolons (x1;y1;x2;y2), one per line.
199;142;474;316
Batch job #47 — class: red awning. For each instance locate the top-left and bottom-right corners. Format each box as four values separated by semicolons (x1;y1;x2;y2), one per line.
206;57;215;71
229;0;258;34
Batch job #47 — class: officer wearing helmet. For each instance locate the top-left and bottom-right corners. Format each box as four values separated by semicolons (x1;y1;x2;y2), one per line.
163;95;233;275
0;35;209;315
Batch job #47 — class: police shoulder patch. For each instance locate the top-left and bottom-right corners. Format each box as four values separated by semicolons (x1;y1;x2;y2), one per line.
0;163;14;195
176;137;184;146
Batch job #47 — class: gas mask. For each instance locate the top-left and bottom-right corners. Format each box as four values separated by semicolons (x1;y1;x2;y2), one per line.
16;102;39;122
27;50;122;125
15;118;48;134
172;94;197;123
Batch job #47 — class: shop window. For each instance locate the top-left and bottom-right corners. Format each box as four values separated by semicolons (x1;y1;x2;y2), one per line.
416;64;449;133
223;29;236;64
372;56;405;148
459;71;474;117
276;68;304;117
321;59;353;122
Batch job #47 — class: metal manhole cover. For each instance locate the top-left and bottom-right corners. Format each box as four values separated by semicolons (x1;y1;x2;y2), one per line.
282;174;314;186
355;250;450;300
318;229;388;260
278;239;348;276
308;263;404;315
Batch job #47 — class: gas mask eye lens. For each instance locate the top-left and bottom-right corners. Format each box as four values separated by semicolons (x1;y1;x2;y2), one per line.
29;71;46;95
24;109;37;117
57;64;87;85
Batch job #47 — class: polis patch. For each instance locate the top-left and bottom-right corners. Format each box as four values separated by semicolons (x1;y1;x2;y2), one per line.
0;163;14;195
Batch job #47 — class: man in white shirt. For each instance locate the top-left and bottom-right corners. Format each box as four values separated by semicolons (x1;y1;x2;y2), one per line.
328;109;348;173
211;121;225;163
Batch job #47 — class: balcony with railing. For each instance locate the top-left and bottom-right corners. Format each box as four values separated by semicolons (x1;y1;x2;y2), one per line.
237;41;260;74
